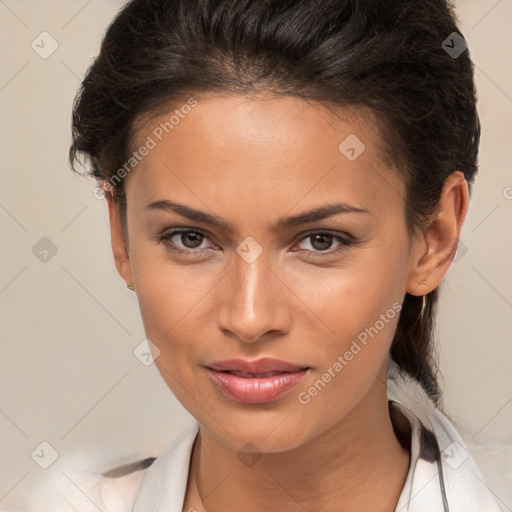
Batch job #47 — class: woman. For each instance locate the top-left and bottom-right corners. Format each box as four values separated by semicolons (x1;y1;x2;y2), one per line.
25;0;511;511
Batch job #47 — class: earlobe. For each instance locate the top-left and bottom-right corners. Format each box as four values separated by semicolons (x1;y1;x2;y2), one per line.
406;171;469;296
104;187;134;287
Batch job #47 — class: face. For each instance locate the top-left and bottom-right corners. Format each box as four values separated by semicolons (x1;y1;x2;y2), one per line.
113;93;420;452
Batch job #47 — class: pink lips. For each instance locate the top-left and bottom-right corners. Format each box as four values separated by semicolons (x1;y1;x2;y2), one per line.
205;357;310;404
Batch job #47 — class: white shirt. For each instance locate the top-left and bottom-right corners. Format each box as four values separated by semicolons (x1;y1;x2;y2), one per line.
11;360;512;512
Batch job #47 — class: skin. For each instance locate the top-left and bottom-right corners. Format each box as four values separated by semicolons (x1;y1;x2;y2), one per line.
105;92;468;512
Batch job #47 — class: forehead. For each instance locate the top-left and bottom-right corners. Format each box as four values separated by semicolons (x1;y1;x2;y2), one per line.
133;92;387;160
127;92;404;217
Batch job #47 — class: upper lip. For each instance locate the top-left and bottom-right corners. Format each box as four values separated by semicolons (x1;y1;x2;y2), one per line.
206;357;309;374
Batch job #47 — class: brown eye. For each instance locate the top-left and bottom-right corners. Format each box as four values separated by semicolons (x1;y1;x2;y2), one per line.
293;231;355;258
157;229;211;253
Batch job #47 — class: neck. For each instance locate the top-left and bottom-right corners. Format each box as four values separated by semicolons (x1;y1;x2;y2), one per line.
186;364;411;512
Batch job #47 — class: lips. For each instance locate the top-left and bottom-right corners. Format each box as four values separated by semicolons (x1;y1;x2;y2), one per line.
204;357;311;404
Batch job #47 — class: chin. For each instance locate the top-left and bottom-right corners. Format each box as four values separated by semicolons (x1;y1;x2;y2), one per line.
201;411;314;454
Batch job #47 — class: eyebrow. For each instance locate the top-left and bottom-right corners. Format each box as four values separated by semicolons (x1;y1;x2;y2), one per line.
144;200;371;233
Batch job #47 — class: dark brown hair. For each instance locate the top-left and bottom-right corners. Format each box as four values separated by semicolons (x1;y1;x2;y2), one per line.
69;0;480;406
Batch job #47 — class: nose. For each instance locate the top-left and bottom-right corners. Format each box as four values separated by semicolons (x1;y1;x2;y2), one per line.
216;250;291;344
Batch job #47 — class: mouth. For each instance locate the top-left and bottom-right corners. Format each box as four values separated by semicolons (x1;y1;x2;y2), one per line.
205;356;310;375
204;366;311;404
215;369;310;378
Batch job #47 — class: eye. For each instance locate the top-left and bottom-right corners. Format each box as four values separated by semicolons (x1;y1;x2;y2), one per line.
294;231;354;256
156;229;213;253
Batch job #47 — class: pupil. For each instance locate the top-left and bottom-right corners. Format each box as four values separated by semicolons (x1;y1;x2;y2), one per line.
312;234;332;251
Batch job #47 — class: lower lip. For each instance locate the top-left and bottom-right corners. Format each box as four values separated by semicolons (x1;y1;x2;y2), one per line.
205;368;309;404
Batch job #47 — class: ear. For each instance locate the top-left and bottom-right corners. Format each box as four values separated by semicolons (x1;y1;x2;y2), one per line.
104;187;134;288
406;171;469;296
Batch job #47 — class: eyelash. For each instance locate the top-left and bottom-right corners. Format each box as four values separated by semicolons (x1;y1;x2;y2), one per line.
155;228;355;258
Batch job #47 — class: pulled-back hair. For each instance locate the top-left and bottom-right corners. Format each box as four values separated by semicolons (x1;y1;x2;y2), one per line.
69;0;480;406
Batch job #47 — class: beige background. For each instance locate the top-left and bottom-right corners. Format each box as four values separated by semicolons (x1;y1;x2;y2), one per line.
0;0;511;507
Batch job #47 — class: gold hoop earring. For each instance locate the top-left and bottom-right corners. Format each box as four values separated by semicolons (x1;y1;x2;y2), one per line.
126;284;135;291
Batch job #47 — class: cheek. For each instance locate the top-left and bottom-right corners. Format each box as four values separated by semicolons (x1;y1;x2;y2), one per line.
129;247;227;405
134;268;209;408
287;248;406;345
288;241;408;393
130;241;213;325
292;272;403;432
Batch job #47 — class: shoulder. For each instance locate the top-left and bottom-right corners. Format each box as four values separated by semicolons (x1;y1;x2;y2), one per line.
457;425;512;507
9;456;155;512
